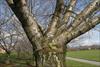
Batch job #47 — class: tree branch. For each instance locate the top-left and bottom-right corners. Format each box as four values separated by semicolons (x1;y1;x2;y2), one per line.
55;0;77;36
66;17;100;42
63;0;77;24
6;0;43;50
53;16;100;46
45;0;64;38
67;0;99;31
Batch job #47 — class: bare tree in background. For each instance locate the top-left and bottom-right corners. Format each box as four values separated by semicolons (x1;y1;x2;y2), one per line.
15;34;33;58
0;17;22;57
0;31;18;56
5;0;100;67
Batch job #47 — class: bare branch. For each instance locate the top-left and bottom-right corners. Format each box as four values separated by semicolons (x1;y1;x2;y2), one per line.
6;0;44;50
53;16;100;45
67;16;100;42
0;14;14;26
63;0;77;24
67;0;100;31
55;0;77;36
45;0;64;37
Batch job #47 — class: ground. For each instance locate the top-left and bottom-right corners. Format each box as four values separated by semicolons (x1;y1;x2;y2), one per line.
66;60;100;67
0;53;35;67
66;49;100;62
66;49;100;67
0;49;100;67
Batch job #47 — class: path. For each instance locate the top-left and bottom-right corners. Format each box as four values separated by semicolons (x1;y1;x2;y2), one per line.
66;57;100;66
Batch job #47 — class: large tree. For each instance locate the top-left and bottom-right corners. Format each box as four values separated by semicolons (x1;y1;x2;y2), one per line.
6;0;100;67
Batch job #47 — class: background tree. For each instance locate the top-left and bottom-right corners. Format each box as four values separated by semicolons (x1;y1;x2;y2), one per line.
0;20;20;56
2;0;100;67
15;34;33;58
0;31;18;56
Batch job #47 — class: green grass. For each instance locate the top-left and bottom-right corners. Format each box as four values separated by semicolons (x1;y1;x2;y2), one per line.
0;53;35;67
66;60;100;67
66;49;100;62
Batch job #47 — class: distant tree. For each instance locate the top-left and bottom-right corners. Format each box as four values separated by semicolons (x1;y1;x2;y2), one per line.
0;18;21;56
0;31;18;56
15;34;33;58
4;0;100;67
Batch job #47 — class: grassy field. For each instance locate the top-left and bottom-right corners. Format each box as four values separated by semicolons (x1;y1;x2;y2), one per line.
0;53;35;67
0;50;100;67
66;60;100;67
66;49;100;62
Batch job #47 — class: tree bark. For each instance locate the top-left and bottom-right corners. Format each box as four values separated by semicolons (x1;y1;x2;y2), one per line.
40;52;64;67
33;41;66;67
45;0;64;37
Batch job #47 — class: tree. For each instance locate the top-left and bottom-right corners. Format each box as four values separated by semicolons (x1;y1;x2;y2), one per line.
0;30;19;56
15;34;33;58
6;0;100;67
0;16;22;57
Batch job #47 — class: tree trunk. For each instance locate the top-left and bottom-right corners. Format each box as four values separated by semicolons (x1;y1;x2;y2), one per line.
5;50;11;58
35;52;65;67
34;42;66;67
40;52;64;67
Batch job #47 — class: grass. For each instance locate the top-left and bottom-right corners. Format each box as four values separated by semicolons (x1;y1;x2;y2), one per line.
0;50;100;67
0;53;35;67
66;59;100;67
66;49;100;62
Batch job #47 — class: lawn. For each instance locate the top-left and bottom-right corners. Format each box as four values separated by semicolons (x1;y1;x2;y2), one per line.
66;49;100;62
66;59;100;67
0;50;100;67
0;53;35;67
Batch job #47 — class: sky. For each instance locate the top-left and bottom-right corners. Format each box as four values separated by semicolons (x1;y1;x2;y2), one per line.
80;29;100;46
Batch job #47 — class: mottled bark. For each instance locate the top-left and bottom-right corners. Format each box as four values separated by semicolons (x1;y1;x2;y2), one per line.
40;52;64;67
63;0;77;24
67;0;99;31
53;17;100;46
6;0;43;50
33;40;66;67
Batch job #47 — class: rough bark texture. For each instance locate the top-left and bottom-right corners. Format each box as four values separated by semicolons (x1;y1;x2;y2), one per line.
6;0;100;67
